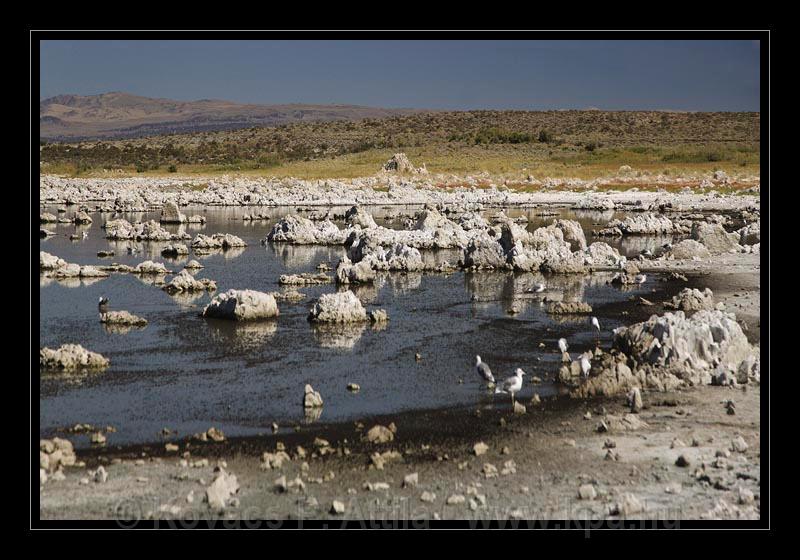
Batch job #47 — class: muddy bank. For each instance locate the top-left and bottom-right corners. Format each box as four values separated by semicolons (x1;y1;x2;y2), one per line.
39;384;760;522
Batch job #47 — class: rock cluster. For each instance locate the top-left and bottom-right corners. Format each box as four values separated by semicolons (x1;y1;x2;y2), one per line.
613;310;753;385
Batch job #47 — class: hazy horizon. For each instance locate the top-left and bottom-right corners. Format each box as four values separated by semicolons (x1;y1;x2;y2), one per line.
40;40;761;112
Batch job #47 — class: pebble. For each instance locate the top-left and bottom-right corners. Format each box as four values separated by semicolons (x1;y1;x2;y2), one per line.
420;491;436;503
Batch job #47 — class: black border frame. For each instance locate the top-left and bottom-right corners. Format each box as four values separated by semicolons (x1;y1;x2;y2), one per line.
30;28;770;531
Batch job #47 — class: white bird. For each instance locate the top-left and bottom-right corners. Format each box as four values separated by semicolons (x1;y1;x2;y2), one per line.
558;338;568;353
591;317;601;332
495;368;526;402
634;274;647;284
580;355;592;378
475;355;495;385
98;296;109;313
532;283;545;293
81;231;88;239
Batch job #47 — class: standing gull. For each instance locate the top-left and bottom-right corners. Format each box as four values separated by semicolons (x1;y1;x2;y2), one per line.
558;338;568;353
495;368;526;403
527;283;546;294
591;317;601;332
98;296;109;314
475;355;495;386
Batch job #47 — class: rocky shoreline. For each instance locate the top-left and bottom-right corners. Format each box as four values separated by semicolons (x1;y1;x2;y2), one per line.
38;172;762;521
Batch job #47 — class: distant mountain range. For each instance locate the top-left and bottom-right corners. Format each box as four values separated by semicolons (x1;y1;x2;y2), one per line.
39;92;423;140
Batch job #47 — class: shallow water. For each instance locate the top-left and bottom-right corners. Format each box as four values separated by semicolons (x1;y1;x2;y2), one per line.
39;204;676;446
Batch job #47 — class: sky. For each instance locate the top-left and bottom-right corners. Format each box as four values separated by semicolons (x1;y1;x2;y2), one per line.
39;39;761;111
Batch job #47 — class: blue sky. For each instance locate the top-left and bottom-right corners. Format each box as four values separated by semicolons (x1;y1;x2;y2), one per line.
39;40;761;111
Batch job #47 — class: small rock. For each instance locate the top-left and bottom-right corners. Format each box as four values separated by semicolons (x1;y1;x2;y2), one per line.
403;473;419;488
446;494;466;505
578;484;597;500
675;454;691;467
473;442;489;456
330;500;346;515
420;491;436;503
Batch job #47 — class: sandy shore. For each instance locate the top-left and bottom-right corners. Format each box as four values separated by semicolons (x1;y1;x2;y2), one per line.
39;381;760;523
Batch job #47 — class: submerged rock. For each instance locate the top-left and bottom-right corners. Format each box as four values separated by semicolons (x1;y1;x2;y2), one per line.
40;251;67;270
160;201;186;224
547;301;593;314
163;270;217;293
40;344;109;371
303;384;323;408
100;310;148;326
344;205;378;229
308;291;368;323
105;219;189;242
134;260;171;275
202;290;279;321
267;215;347;245
192;233;247;252
279;273;332;285
335;257;376;284
161;243;190;257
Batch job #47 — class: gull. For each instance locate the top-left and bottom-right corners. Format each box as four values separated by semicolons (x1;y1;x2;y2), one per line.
82;231;88;240
475;355;495;386
98;296;109;314
495;368;526;403
580;354;592;378
634;274;647;285
591;317;601;332
558;338;569;353
641;249;653;258
532;283;545;293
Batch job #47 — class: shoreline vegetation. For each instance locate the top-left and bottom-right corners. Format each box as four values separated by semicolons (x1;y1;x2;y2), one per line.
40;110;760;181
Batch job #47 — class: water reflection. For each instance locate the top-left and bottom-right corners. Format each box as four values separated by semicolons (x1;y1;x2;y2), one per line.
268;243;345;270
206;319;278;351
312;323;366;349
